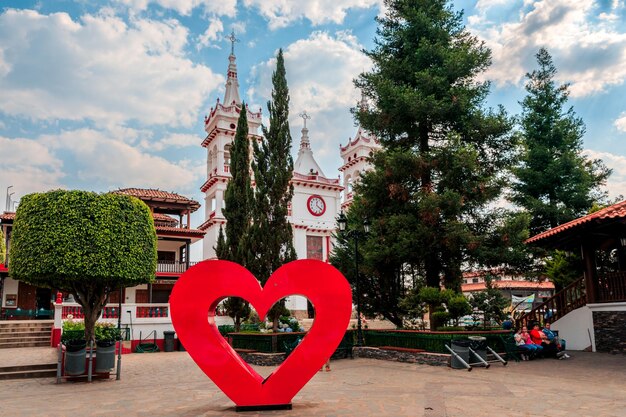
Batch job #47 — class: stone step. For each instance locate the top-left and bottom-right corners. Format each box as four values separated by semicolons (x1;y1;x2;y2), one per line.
0;341;50;349
0;321;54;329
0;363;57;373
0;330;51;337
0;367;57;380
0;334;50;345
0;327;52;339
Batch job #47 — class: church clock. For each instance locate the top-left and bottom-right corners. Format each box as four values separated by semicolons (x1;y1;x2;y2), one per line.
307;195;326;216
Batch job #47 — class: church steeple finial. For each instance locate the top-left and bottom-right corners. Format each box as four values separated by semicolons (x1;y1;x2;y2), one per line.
223;30;241;106
299;111;311;150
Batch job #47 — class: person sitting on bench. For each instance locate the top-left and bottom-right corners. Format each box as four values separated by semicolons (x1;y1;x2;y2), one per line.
531;322;564;359
542;323;569;358
515;327;542;360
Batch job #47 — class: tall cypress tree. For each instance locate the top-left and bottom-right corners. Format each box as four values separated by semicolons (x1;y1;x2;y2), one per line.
334;0;514;327
247;49;297;330
218;104;253;331
510;48;610;235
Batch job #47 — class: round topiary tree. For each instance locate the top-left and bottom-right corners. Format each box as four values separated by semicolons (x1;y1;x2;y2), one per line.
9;190;157;343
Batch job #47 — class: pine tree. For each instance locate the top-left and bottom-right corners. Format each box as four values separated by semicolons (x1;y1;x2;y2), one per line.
219;104;253;331
337;0;514;326
247;49;297;331
510;48;610;235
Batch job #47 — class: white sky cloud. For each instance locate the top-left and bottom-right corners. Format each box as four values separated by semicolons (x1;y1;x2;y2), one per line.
197;18;224;49
0;9;223;127
615;113;626;132
469;0;626;97
243;0;382;29
0;136;65;201
248;30;371;176
114;0;237;17
38;128;199;192
584;149;626;199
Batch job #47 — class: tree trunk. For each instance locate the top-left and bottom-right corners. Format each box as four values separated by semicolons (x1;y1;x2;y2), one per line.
73;287;107;344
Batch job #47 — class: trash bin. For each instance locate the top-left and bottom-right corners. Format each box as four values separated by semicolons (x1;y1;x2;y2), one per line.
64;340;87;376
163;331;176;352
450;339;470;369
468;336;488;363
177;338;186;352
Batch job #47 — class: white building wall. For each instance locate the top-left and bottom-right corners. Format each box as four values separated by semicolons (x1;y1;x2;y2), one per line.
2;277;19;308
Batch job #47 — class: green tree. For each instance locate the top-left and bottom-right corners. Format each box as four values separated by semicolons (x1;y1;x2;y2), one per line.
544;250;581;292
247;49;297;331
447;294;472;326
219;105;254;331
510;48;610;235
0;227;5;264
468;275;510;327
9;190;156;343
335;0;514;323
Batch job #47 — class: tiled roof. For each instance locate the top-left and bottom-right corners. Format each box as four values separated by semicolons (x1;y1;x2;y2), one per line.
113;188;200;212
155;225;206;237
0;212;15;221
462;281;555;292
152;213;178;224
526;200;626;244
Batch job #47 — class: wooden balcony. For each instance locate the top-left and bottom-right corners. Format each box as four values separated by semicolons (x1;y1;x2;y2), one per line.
597;271;626;303
157;261;198;274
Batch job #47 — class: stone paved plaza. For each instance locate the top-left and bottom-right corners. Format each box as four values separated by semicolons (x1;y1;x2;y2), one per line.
0;348;625;417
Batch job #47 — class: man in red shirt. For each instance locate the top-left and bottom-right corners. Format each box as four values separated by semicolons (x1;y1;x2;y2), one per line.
530;323;562;358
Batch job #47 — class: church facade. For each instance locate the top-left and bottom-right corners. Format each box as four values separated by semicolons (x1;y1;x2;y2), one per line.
198;44;379;315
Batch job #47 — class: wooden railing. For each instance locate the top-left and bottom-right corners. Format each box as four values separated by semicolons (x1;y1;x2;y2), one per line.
597;271;626;302
157;261;198;274
518;276;586;328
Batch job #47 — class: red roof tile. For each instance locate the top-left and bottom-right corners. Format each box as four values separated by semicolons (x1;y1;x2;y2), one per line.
526;200;626;244
0;212;15;221
462;281;555;292
155;225;205;237
152;213;178;225
113;188;200;212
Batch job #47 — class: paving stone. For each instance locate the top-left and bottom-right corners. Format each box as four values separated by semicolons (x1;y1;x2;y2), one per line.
0;350;624;416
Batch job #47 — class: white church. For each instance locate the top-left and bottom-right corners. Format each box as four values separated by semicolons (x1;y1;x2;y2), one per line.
197;41;380;316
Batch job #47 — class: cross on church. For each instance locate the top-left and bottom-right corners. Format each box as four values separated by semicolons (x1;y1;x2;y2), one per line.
299;111;311;128
226;30;239;55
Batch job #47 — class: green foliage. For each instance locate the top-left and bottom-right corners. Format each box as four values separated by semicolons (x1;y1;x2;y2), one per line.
447;295;472;325
10;190;156;342
248;49;297;329
219;103;254;331
336;0;515;325
544;250;581;291
62;320;121;343
222;104;254;264
10;190;156;289
0;227;5;263
468;275;510;327
510;48;611;235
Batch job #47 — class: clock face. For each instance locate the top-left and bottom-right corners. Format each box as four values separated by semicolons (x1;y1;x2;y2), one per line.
307;195;326;216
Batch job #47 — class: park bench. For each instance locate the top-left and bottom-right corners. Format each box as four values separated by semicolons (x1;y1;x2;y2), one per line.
6;309;35;319
499;334;525;362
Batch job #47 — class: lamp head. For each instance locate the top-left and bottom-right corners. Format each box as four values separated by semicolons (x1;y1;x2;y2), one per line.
337;211;347;232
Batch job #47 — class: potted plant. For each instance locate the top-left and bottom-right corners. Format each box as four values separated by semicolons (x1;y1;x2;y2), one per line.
62;319;87;376
95;322;121;373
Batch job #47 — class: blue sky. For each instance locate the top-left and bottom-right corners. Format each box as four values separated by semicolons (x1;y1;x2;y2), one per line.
1;0;625;253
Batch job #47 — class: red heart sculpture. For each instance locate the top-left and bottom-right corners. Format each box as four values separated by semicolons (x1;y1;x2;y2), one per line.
169;259;352;408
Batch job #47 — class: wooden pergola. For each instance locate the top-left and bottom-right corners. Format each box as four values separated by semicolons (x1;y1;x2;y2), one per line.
521;201;626;326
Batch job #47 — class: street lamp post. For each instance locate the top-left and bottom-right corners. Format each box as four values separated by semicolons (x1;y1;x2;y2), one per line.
337;211;370;347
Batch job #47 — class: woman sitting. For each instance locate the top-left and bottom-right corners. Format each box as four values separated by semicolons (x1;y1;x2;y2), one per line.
514;327;543;360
